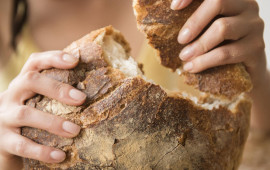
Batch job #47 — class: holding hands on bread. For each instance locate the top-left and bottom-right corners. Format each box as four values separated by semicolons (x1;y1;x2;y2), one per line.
0;51;86;168
0;0;269;169
171;0;270;132
171;0;266;85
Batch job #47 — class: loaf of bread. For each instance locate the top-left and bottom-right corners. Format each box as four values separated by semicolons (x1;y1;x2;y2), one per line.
133;0;252;99
22;26;251;170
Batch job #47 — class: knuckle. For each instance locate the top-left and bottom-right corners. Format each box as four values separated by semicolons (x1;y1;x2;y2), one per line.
194;58;203;71
54;82;66;99
211;0;223;12
45;116;58;132
34;146;45;160
32;145;53;163
215;19;229;38
256;18;265;31
27;53;39;65
14;106;29;122
197;40;208;53
15;139;27;155
259;40;266;51
254;38;265;52
29;53;38;60
187;19;203;34
248;0;260;13
24;71;40;82
217;48;230;62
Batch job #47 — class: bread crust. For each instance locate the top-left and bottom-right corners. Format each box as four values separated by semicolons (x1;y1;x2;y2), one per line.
22;26;251;170
133;0;253;98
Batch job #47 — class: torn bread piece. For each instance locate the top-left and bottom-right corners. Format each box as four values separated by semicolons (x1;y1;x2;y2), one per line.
22;26;251;170
133;0;253;99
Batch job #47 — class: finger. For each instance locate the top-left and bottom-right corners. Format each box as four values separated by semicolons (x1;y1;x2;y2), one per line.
11;71;86;105
183;35;264;73
178;0;246;44
4;106;81;138
3;132;66;163
171;0;193;10
180;16;251;61
21;51;79;75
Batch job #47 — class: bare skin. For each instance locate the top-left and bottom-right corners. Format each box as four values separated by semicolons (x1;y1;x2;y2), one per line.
0;51;85;169
27;0;144;58
0;0;145;66
0;0;269;169
171;0;269;131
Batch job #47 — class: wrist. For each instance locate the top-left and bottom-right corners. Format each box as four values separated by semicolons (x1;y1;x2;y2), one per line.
249;70;270;133
250;68;269;94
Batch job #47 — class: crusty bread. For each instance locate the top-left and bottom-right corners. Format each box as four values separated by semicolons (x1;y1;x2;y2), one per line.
22;26;251;170
133;0;253;99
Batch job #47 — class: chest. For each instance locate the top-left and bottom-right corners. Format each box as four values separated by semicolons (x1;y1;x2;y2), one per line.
28;0;144;57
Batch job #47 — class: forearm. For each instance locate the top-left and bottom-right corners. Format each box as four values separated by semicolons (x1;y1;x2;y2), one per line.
250;70;270;133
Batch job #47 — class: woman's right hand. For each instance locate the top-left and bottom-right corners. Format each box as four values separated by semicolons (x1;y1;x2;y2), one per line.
0;51;86;169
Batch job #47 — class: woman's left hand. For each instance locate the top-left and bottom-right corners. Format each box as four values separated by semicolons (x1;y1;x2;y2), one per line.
171;0;266;86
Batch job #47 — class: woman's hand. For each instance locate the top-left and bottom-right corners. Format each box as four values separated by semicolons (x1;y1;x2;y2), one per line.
0;51;86;169
171;0;266;87
171;0;270;132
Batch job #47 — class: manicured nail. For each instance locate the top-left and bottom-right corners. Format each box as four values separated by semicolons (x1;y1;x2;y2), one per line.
180;46;194;61
178;28;191;44
62;121;81;135
171;0;183;10
62;54;78;64
50;150;66;161
69;89;86;101
184;62;193;71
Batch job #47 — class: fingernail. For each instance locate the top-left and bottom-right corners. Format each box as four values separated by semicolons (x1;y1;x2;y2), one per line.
62;121;81;135
69;89;86;101
50;150;66;161
184;62;193;71
62;54;78;64
178;28;191;44
171;0;182;10
180;46;194;61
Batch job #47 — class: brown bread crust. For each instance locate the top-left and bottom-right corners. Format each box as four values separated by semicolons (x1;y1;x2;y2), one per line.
22;26;251;170
133;0;253;98
183;64;252;99
134;0;202;70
